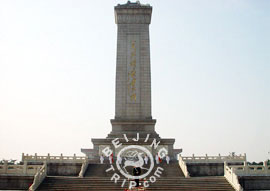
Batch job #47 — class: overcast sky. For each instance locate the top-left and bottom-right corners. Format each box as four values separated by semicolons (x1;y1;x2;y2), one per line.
0;0;269;162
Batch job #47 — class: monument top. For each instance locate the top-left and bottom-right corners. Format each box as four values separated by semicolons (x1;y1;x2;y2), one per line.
116;1;151;9
113;1;153;120
115;1;152;24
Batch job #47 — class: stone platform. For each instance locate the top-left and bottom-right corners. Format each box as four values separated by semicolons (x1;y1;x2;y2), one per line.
82;137;180;161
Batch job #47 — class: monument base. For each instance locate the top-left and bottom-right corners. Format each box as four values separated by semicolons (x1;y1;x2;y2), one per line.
81;137;181;161
81;119;182;160
107;118;160;138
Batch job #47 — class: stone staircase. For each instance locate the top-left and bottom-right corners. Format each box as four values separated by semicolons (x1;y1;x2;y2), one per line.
84;161;185;177
37;162;235;191
84;163;114;177
37;176;235;190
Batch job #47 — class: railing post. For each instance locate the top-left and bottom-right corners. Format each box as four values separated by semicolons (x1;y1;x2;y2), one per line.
245;161;250;175
73;154;76;160
192;154;195;162
224;161;228;177
47;153;50;163
44;161;47;176
3;160;8;174
23;161;27;175
22;153;25;162
60;153;63;162
264;161;268;175
37;173;40;185
35;153;37;161
244;161;248;173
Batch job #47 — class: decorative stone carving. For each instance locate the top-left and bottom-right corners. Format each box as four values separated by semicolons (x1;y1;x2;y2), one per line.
116;15;151;24
115;1;152;24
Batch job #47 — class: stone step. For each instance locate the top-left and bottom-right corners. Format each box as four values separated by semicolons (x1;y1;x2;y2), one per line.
37;176;235;191
37;162;235;190
84;162;185;177
0;175;34;190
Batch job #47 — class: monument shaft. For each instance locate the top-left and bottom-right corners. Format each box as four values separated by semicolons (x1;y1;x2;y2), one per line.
115;3;152;120
108;2;158;138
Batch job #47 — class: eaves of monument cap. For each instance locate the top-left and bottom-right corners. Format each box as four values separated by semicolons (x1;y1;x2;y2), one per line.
115;1;151;9
115;1;152;24
80;149;94;154
174;149;183;153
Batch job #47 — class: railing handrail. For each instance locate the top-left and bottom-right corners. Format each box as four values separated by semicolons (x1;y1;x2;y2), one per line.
224;162;243;191
230;161;270;176
79;159;89;178
22;153;86;163
178;157;190;178
0;162;42;175
180;154;246;163
29;163;47;191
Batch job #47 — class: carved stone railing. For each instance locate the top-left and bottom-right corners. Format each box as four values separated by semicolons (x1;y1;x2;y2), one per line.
231;161;270;176
180;153;246;163
29;162;47;191
0;161;42;175
224;162;243;191
22;153;86;163
79;159;89;178
178;156;190;178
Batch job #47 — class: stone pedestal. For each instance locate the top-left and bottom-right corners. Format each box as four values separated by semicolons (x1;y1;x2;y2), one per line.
86;137;178;160
108;119;159;139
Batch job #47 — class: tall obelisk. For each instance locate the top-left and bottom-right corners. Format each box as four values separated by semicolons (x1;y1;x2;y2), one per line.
83;1;181;160
115;1;152;120
108;1;159;138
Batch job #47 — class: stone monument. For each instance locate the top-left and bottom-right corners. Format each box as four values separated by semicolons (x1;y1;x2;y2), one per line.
1;2;269;191
81;1;181;160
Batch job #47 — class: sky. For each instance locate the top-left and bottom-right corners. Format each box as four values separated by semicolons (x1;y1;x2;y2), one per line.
0;0;269;162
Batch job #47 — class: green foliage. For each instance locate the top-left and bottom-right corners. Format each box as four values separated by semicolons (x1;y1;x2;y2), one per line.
248;161;264;165
0;159;17;165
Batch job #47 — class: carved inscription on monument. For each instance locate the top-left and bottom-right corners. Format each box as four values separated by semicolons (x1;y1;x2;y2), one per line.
127;35;140;103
